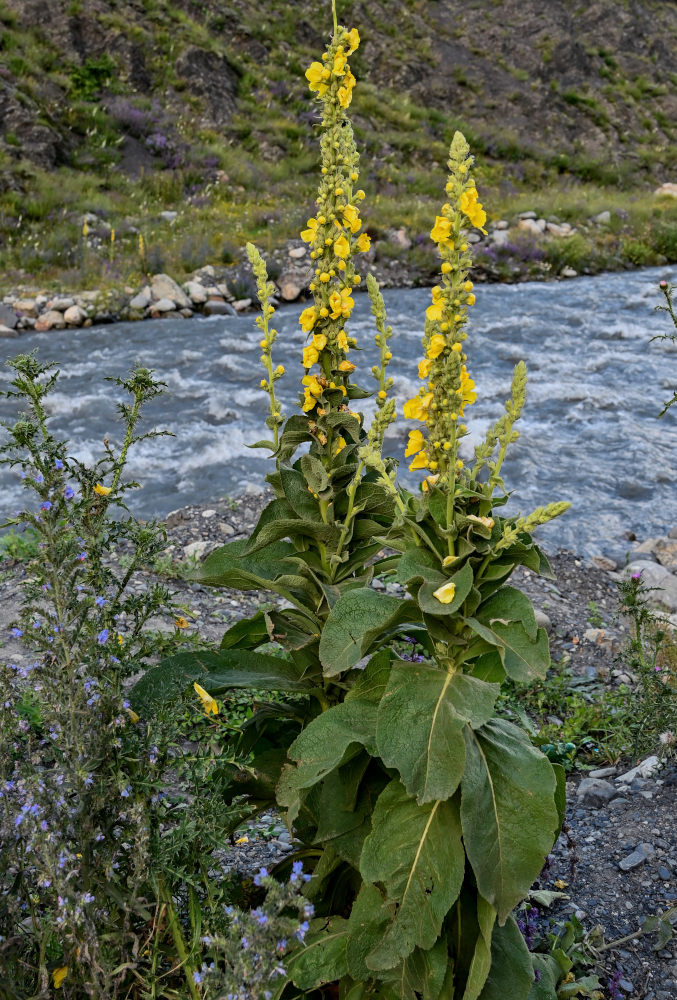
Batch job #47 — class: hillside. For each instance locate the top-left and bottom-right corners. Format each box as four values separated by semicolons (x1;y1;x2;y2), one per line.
1;0;676;293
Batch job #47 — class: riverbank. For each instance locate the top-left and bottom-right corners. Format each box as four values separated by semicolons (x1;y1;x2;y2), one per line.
2;192;676;335
2;490;676;997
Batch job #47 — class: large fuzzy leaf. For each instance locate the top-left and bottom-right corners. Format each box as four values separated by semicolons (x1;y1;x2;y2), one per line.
319;589;420;676
194;537;296;594
286;917;350;989
461;719;558;922
130;649;312;713
417;560;475;617
377;664;498;804
476;587;538;641
360;781;464;970
461;895;497;1000
464;616;549;682
477;915;534;1000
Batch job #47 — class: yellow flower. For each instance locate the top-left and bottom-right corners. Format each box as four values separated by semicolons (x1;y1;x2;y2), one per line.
405;429;425;457
93;483;112;496
301;217;319;243
433;581;457;604
346;28;360;53
302;343;320;368
426;285;445;322
403;392;433;421
342;204;361;233
333;48;347;76
409;451;429;471
466;293;476;306
418;358;432;379
312;333;327;350
421;474;440;492
52;967;68;989
355;232;371;252
126;706;140;724
338;359;355;373
460;186;488;233
426;333;446;360
235;835;249;845
468;515;495;529
305;61;328;95
334;436;347;455
174;616;189;629
337;329;349;351
193;682;218;716
460;366;477;409
299;306;318;332
338;70;356;108
430;215;452;245
329;288;354;319
554;878;568;889
334;234;350;259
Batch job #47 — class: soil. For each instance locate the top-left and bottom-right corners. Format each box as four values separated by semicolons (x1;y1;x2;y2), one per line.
1;491;675;998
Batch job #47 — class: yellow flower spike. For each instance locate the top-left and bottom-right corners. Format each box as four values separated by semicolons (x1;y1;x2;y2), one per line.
52;967;68;989
334;234;350;258
302;344;320;369
433;581;457;604
93;483;112;496
333;49;347;75
193;682;218;716
299;306;318;333
342;204;361;233
426;334;446;360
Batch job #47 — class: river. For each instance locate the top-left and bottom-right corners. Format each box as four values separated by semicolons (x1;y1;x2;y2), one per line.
1;265;676;558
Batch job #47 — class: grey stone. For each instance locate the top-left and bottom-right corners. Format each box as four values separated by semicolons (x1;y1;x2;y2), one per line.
63;304;86;326
561;266;578;278
518;218;544;235
288;245;307;259
15;298;38;316
534;608;552;632
576;778;619;808
183;540;213;560
34;309;66;331
668;526;677;540
233;298;252;312
0;303;19;328
494;219;509;229
129;286;152;310
203;299;236;317
388;227;412;250
47;296;75;311
583;627;605;643
184;280;208;305
607;796;629;812
151;297;177;313
0;324;18;338
590;555;617;571
151;273;191;308
589;766;617;779
619;843;654;870
491;229;510;246
277;268;311;301
518;210;537;219
617;755;661;783
659;865;672;880
593;210;611;225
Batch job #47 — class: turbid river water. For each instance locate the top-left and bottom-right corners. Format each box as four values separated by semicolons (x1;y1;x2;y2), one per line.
1;265;676;557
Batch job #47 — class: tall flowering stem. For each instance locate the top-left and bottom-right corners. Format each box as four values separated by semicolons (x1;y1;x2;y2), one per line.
248;242;284;450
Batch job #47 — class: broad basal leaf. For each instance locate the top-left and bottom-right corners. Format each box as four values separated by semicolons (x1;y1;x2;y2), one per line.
377;663;498;803
461;895;497;1000
319;589;420;676
194;537;297;596
464;616;549;682
477;915;533;1000
286;917;350;989
461;719;558;922
476;587;538;641
360;781;464;970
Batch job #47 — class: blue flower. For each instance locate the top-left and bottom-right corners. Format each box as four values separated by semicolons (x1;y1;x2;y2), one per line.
95;595;106;607
193;971;203;985
295;921;309;942
41;501;52;511
120;786;131;798
241;936;250;950
97;629;109;644
77;551;86;561
10;627;23;638
253;867;268;886
55;459;64;470
65;486;75;500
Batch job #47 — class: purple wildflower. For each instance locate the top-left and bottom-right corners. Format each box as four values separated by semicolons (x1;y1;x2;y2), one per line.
97;629;109;644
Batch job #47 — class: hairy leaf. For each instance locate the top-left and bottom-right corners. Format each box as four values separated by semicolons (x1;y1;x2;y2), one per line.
319;588;420;676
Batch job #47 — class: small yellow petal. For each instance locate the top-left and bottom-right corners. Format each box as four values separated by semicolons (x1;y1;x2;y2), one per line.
53;967;68;989
432;581;457;604
93;483;112;496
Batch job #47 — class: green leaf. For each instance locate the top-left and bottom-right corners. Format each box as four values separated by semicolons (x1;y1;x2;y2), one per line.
319;589;421;676
300;453;330;494
477;915;534;1000
346;883;395;981
194;537;297;596
461;719;559;922
393;938;450;1000
477;587;538;641
280;466;320;518
528;955;559;1000
465;616;550;682
462;895;497;1000
552;762;567;839
130;649;312;713
417;561;474;616
346;648;392;705
277;414;314;461
219;611;269;650
277;699;378;822
267;609;319;650
360;781;465;969
287;917;350;989
245;517;339;556
397;546;443;587
377;663;498;804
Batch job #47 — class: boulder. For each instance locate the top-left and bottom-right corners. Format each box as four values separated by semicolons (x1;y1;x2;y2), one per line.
47;297;75;312
129;286;152;310
15;298;38;317
576;777;619;809
654;182;677;198
592;210;611;225
517;218;544;235
0;324;18;338
494;219;509;230
34;310;66;331
151;298;177;313
288;245;307;259
546;222;573;237
387;227;412;250
518;210;537;219
491;229;510;246
617;755;661;784
204;299;236;317
561;267;578;278
150;273;191;309
63;305;86;326
623;561;677;611
277;267;311;301
184;280;208;305
0;304;19;329
233;298;252;312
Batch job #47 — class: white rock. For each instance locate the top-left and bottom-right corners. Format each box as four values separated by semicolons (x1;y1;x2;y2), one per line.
494;219;509;230
0;324;18;338
15;298;37;317
288;245;307;259
216;283;231;297
491;229;510;246
546;222;573;237
617;755;661;784
184;281;208;305
593;210;611;225
183;540;213;560
160;210;178;222
518;218;544;235
63;304;86;326
151;298;177;312
47;297;75;312
233;298;252;312
150;273;191;308
201;509;217;519
197;265;216;277
129;287;152;310
561;267;578;278
654;182;677;198
34;309;66;331
518;210;537;219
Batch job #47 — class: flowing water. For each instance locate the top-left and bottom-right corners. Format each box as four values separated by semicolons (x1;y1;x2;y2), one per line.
1;265;676;557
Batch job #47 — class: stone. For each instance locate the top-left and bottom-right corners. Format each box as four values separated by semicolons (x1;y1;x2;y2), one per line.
654;183;677;198
576;778;619;808
288;245;307;259
47;296;75;311
561;267;578;278
590;555;617;572
244;482;265;496
518;210;537;219
179;308;193;318
534;608;552;633
583;627;605;644
593;210;611;225
623;561;677;611
546;222;574;236
63;304;86;326
160;210;178;222
201;509;217;519
633;536;662;556
668;526;677;540
619;843;654;871
589;766;617;779
34;309;66;331
204;299;236;317
494;219;509;229
491;229;510;246
233;298;252;312
0;324;18;338
165;508;186;529
14;298;37;317
518;218;543;235
653;537;677;572
150;273;191;309
659;865;672;880
618;981;634;994
129;287;152;310
184;280;208;305
151;298;177;313
388;227;412;250
277;268;311;301
216;282;231;297
467;232;481;243
0;303;18;328
182;540;213;560
617;755;661;784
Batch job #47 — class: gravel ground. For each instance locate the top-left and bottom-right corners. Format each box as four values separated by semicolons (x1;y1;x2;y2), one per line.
1;491;675;998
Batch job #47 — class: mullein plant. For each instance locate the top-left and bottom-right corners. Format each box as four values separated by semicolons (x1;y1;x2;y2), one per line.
135;6;570;999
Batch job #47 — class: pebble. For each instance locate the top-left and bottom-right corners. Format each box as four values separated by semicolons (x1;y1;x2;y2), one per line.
577;778;619;809
659;866;672;880
619;843;655;871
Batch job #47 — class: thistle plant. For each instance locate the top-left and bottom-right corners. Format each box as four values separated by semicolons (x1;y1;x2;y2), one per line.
136;6;571;999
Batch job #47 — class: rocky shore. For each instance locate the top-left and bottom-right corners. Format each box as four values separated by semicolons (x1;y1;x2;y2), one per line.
3;194;675;336
1;492;676;997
